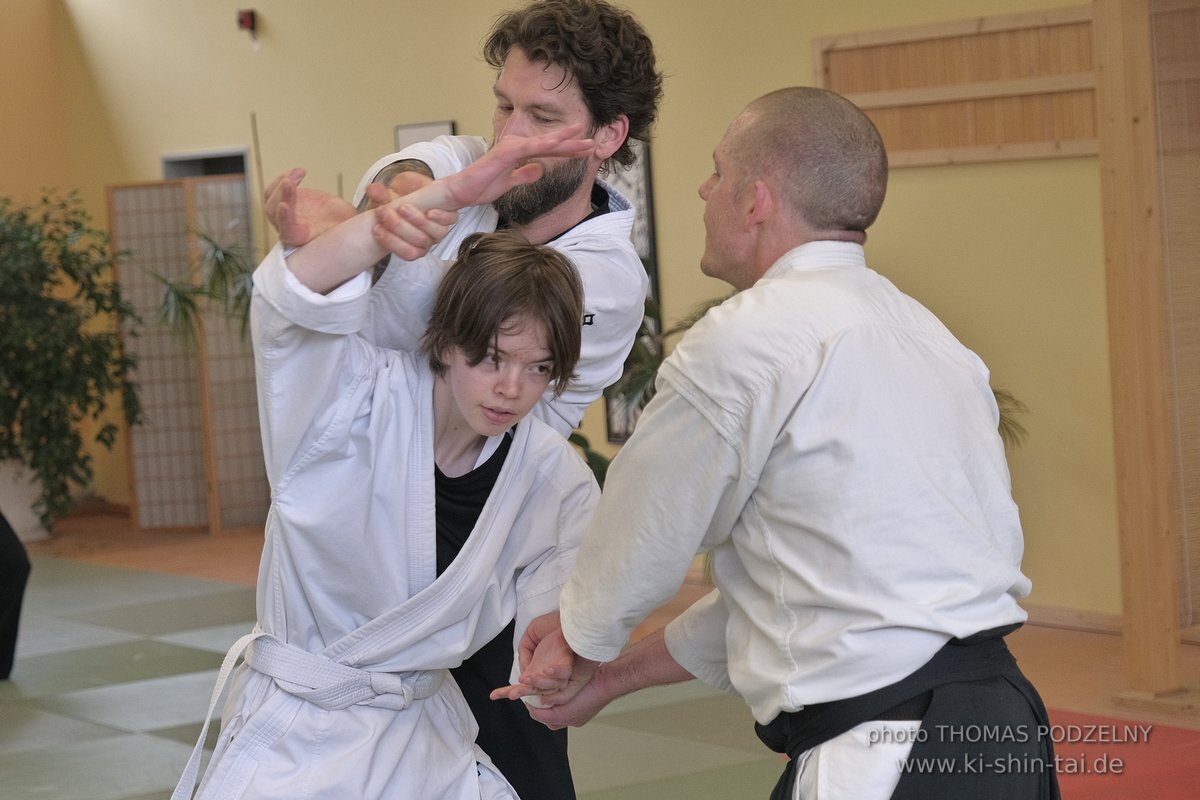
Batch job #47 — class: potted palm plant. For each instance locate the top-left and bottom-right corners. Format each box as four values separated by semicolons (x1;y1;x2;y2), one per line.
0;191;142;537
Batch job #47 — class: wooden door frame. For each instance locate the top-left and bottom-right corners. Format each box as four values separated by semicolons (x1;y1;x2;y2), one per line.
1094;0;1192;701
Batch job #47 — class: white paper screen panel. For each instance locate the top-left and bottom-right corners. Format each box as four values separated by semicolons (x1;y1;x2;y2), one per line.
109;176;268;533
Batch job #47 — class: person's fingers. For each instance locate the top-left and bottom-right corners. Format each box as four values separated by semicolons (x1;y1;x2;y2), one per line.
389;204;448;245
508;162;545;188
275;202;309;247
371;205;447;260
264;168;304;205
489;683;539;701
426;208;458;227
526;706;568;730
363;182;393;209
263;176;282;205
388;172;434;198
517;672;568;692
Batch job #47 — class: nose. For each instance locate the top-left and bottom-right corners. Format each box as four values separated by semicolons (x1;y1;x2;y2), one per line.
495;366;521;398
699;175;714;200
497;113;533;141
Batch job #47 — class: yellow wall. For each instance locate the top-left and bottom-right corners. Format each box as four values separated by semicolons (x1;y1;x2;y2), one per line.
1;0;1119;615
1;1;69;201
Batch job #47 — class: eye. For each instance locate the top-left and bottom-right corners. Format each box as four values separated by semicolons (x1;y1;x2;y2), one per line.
532;363;553;376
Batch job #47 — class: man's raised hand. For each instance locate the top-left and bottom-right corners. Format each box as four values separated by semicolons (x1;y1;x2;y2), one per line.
263;167;356;247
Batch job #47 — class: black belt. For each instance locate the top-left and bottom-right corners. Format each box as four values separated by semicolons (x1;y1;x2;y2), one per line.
756;624;1044;800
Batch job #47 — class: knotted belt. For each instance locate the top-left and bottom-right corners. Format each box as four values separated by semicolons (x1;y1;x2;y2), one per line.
171;626;445;799
244;634;444;711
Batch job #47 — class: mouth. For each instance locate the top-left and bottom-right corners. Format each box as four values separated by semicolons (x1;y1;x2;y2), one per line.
482;406;516;425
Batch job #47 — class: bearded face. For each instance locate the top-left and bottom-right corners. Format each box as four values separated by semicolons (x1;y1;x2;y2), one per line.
492;156;589;226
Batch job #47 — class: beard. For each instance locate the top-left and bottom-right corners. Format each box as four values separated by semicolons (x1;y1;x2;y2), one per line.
492;156;589;226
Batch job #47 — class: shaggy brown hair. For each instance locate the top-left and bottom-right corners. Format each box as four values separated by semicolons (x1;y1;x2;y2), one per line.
420;231;584;396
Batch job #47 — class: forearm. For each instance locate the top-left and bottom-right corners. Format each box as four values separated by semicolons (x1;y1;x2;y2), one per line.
284;183;451;295
591;628;695;702
288;126;591;295
283;209;390;293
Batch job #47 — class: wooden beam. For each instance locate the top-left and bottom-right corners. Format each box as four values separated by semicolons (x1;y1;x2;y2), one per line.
885;138;1098;167
844;74;1096;111
182;181;224;537
814;5;1093;52
1093;0;1184;696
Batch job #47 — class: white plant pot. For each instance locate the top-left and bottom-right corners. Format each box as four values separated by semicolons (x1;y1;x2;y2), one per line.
0;460;51;542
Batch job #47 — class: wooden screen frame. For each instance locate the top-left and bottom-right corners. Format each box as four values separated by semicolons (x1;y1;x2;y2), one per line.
813;6;1098;167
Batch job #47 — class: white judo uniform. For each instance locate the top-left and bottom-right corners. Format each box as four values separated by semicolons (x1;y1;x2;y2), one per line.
173;247;600;800
352;135;649;436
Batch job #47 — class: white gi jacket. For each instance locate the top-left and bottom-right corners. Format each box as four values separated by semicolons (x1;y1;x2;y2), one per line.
559;242;1032;725
352;135;649;435
175;247;599;800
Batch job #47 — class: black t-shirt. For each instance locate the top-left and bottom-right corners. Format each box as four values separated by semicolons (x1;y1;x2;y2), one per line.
435;430;575;800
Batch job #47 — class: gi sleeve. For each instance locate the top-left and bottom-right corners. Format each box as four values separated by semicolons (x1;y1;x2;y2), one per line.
251;244;374;483
506;440;601;688
558;379;748;663
664;589;735;692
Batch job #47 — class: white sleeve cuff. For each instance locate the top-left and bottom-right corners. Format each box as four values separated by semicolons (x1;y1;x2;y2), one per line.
663;589;735;693
253;244;372;334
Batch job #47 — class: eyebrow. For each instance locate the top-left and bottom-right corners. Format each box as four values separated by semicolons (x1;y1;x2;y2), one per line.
489;343;554;361
492;84;570;116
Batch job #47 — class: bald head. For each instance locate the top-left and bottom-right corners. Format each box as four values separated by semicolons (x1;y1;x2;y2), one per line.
728;87;888;234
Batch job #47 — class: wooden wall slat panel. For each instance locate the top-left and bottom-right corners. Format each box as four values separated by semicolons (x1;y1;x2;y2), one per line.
815;7;1096;166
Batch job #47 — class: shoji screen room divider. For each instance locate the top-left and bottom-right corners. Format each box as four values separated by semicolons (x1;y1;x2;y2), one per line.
108;176;269;535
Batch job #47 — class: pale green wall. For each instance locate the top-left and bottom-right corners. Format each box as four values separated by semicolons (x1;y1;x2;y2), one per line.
2;0;1118;615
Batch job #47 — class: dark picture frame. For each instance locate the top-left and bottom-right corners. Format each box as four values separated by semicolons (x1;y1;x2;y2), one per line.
602;139;659;443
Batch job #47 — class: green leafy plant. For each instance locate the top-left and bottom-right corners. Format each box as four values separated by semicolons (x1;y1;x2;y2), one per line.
993;386;1030;448
0;191;142;527
151;222;255;343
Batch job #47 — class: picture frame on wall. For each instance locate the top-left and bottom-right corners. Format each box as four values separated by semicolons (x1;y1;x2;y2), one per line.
602;139;659;443
394;120;456;152
603;138;658;272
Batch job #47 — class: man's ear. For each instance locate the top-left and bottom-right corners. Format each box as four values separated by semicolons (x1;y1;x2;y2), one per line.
746;179;774;227
593;114;630;161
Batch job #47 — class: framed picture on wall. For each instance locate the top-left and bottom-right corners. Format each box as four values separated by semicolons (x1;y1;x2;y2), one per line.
394;120;457;152
603;138;658;274
602;138;659;443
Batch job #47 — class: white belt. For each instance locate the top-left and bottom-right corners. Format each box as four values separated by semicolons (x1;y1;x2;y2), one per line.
171;626;444;799
245;634;444;711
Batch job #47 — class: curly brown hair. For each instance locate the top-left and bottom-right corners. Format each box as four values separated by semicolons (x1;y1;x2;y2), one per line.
420;231;584;396
483;0;663;169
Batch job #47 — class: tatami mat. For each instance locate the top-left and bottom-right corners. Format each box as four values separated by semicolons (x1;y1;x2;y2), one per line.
2;551;781;799
8;513;1200;798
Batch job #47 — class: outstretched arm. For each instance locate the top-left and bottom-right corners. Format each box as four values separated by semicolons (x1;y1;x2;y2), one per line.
264;163;434;249
284;125;593;294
